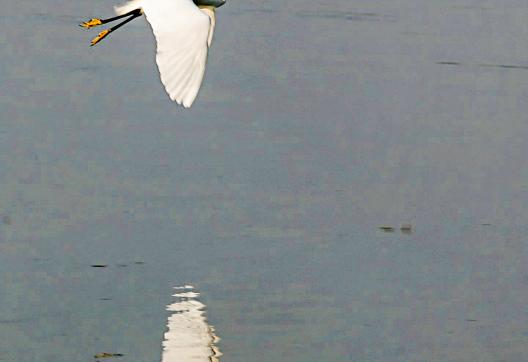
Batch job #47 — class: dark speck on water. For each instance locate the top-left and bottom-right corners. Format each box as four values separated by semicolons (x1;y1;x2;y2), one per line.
93;352;124;359
2;215;11;225
400;224;413;234
91;265;107;268
436;61;461;66
479;63;528;70
379;226;395;232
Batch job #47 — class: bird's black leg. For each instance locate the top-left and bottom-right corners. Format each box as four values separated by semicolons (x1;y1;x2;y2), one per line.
89;10;143;46
80;9;143;29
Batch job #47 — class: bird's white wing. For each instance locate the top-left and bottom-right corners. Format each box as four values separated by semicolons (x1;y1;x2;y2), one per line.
116;0;212;108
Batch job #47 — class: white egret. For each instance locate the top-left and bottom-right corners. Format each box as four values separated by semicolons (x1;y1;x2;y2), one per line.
81;0;226;108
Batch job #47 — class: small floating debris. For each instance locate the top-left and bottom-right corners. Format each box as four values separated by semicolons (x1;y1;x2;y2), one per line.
100;298;112;301
465;319;478;322
116;264;128;267
400;224;413;234
133;261;145;265
379;226;395;232
436;61;461;66
94;352;124;359
91;264;107;268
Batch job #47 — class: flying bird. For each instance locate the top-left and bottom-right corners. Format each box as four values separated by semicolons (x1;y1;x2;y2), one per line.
81;0;226;108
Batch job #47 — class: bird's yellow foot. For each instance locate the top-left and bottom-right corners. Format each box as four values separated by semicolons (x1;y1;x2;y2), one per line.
90;29;110;46
80;18;103;28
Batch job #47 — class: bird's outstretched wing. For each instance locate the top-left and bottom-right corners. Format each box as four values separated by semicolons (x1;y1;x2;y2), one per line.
115;0;213;108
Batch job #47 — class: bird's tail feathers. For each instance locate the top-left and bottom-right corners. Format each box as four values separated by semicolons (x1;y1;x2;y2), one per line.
114;0;144;15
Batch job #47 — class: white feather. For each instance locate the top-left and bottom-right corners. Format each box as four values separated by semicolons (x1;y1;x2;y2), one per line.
198;6;216;47
114;0;144;16
114;0;214;108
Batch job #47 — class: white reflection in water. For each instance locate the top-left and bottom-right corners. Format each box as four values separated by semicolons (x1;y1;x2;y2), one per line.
162;286;221;362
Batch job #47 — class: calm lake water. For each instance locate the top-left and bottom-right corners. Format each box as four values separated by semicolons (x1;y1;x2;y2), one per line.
1;0;528;361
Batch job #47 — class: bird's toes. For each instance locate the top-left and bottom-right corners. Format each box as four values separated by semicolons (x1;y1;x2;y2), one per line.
80;18;103;29
90;29;110;46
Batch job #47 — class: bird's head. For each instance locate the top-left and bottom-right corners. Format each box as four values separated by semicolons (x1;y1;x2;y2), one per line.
194;0;226;8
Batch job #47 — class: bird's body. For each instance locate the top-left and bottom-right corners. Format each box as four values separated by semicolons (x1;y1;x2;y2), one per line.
81;0;226;108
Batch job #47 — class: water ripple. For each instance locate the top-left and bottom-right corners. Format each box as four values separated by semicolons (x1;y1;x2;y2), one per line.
436;61;528;70
296;11;396;22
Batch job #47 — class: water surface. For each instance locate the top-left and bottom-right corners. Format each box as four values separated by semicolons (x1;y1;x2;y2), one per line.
1;0;528;361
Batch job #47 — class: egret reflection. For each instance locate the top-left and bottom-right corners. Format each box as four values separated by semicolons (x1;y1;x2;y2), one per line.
162;286;221;362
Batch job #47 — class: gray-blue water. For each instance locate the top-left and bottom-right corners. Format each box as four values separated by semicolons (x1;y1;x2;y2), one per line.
1;0;528;361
